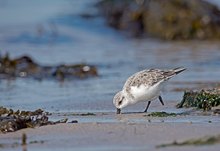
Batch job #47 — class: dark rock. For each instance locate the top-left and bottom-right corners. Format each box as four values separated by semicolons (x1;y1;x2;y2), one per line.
97;0;220;40
177;88;220;111
0;54;98;81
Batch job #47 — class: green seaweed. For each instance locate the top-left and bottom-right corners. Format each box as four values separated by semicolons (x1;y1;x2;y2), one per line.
29;140;44;144
177;89;220;111
0;140;45;149
145;112;178;117
157;135;220;148
71;113;96;116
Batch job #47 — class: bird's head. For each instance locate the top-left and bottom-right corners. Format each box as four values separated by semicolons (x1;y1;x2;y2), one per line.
113;91;129;114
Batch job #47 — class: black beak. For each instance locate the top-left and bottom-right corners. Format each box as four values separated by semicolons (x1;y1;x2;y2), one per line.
116;108;121;114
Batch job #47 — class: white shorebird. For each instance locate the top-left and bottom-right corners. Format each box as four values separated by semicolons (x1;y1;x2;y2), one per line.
113;67;186;114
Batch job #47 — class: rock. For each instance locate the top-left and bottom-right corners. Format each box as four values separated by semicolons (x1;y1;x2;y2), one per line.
0;54;98;81
97;0;220;40
177;88;220;111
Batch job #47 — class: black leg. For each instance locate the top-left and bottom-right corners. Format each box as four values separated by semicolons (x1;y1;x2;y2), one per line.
144;101;151;112
158;95;164;106
116;108;121;114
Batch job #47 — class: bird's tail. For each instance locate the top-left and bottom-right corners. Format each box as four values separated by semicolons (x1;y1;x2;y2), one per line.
173;67;186;75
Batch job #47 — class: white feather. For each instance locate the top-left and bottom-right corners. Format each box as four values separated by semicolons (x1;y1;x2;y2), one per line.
129;81;165;104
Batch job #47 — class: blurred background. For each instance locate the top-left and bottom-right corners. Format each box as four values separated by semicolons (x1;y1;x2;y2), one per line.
0;0;220;113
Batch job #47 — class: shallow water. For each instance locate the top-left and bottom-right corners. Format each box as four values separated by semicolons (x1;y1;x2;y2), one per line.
0;0;220;114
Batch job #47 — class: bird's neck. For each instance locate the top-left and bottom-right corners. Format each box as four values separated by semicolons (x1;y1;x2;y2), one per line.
123;90;135;105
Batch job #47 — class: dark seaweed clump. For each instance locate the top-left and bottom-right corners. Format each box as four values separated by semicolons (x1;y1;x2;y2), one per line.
70;113;96;116
0;106;67;133
177;89;220;111
157;134;220;148
146;112;178;117
0;53;98;81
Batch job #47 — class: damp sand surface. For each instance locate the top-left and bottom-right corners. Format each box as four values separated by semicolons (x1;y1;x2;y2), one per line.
1;112;220;151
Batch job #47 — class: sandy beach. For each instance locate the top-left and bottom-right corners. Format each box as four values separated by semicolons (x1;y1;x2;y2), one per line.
1;0;220;151
1;112;220;151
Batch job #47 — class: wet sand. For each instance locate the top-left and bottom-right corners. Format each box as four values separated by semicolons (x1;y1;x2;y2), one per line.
1;112;220;151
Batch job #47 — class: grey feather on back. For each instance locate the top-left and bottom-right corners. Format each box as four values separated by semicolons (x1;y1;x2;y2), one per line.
123;69;176;90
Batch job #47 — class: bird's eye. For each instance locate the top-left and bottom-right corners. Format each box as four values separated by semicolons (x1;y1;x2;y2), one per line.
118;97;124;105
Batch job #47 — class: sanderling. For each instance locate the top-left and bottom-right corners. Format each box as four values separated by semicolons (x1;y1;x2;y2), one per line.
113;67;186;114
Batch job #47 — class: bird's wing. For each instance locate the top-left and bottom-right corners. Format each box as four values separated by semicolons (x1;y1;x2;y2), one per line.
124;69;176;89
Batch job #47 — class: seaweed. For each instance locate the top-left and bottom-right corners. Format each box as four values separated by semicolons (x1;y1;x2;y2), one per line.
145;112;178;117
0;106;68;133
157;135;220;148
0;133;45;149
177;89;220;111
29;140;44;144
70;113;96;116
0;54;98;81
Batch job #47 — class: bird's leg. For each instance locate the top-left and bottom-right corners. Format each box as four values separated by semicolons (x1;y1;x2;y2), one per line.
158;95;164;106
144;101;151;112
116;108;121;114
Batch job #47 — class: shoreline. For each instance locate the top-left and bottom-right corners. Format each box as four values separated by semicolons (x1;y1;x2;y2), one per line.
1;112;220;151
